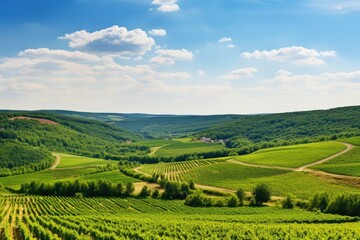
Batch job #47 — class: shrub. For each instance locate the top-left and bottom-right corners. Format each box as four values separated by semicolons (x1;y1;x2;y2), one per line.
236;188;246;206
184;191;212;207
282;195;294;209
252;183;271;205
227;195;239;207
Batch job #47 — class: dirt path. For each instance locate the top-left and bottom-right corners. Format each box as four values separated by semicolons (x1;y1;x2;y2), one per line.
133;166;151;177
296;143;354;171
149;144;169;156
50;153;61;170
228;142;355;173
228;160;297;171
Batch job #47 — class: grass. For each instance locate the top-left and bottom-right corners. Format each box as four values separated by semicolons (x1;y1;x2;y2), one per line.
79;171;138;184
312;147;360;177
232;142;346;168
56;153;117;168
135;139;225;156
156;140;225;156
340;136;360;146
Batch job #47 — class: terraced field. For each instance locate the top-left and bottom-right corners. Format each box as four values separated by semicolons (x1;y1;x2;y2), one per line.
232;142;346;168
0;196;359;239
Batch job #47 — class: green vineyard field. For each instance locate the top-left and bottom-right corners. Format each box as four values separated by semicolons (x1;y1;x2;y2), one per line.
0;196;359;239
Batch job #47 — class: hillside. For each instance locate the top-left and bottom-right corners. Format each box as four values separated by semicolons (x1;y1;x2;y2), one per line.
0;111;149;161
43;107;360;144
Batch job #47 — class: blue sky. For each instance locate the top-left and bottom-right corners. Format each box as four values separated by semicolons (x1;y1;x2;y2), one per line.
0;0;359;114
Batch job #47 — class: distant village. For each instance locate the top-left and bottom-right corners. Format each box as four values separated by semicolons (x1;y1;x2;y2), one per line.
124;136;227;145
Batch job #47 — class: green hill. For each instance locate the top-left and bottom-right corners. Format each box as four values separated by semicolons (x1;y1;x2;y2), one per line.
0;111;149;161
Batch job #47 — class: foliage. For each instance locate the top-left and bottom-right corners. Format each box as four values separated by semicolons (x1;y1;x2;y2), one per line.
19;179;134;197
253;183;271;205
282;195;295;209
308;192;360;217
236;188;246;206
0;140;53;177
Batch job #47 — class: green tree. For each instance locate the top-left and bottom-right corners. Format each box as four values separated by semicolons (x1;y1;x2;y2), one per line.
282;195;294;209
252;183;271;205
236;188;246;206
124;182;135;197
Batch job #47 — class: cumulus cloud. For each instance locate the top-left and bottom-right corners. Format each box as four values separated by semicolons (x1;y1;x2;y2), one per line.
227;44;235;48
59;26;155;56
218;37;232;43
150;48;193;65
220;68;258;80
152;0;180;12
241;46;336;65
148;29;167;36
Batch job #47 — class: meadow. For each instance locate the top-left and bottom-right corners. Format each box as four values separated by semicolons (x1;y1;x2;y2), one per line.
55;153;117;168
0;195;359;239
312;147;360;177
232;142;346;168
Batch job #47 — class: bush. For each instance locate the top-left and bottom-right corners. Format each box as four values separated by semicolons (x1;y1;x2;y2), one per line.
75;192;83;199
325;194;360;216
252;183;271;205
227;195;239;207
184;191;212;207
138;186;151;198
236;188;246;206
308;192;329;212
151;188;160;199
282;195;294;209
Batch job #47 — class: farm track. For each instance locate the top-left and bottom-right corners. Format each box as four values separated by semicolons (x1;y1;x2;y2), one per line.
50;153;61;170
296;143;354;171
135;142;359;193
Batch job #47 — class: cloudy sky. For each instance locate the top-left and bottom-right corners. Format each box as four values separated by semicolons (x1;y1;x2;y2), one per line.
0;0;359;114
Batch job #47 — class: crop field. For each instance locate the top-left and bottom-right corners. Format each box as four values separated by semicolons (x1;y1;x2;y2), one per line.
56;153;117;169
136;139;225;156
139;161;360;198
312;147;360;177
232;142;346;168
0;196;359;239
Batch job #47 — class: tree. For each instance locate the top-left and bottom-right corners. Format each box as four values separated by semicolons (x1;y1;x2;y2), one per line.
236;188;246;206
252;183;271;205
227;195;239;207
282;195;294;209
124;182;135;197
151;188;160;199
138;186;151;198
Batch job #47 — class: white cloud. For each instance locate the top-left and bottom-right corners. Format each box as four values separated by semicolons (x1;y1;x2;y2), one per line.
152;0;180;12
197;70;205;76
59;26;155;56
220;68;258;80
310;0;360;12
148;29;167;36
241;46;336;65
218;37;232;43
227;44;235;48
150;48;193;65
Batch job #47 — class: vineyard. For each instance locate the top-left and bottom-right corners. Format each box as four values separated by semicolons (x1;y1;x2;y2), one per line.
139;160;360;198
0;196;360;239
232;142;346;168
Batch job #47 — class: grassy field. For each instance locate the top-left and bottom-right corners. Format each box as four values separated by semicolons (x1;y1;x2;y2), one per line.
135;139;226;156
56;153;117;168
139;160;360;198
312;147;360;177
232;142;346;168
0;152;137;189
341;136;360;146
0;195;359;239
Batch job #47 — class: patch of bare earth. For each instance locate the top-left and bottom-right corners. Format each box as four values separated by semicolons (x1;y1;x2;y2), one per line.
9;116;59;125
